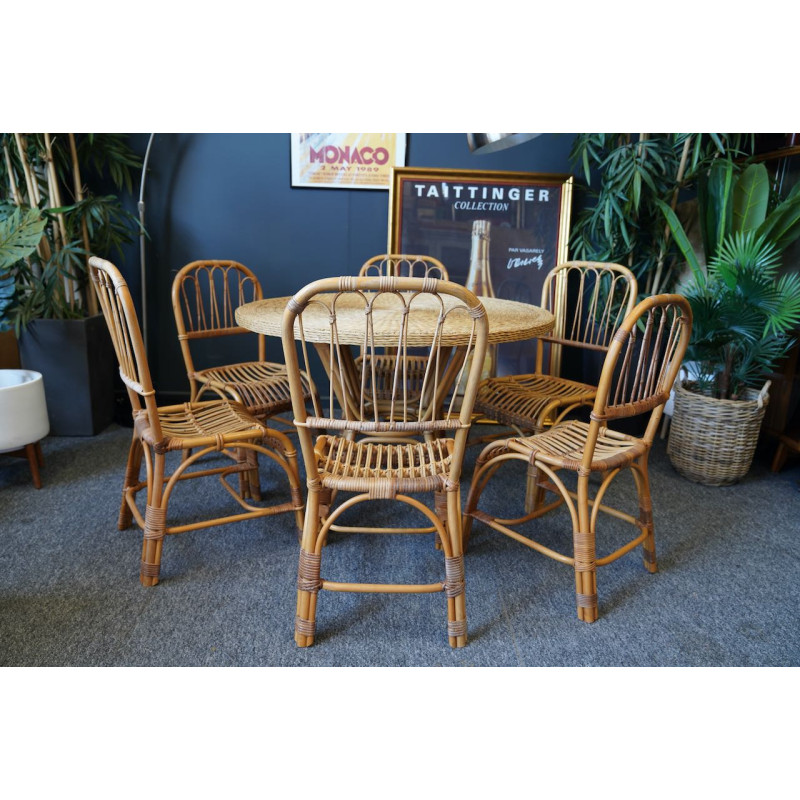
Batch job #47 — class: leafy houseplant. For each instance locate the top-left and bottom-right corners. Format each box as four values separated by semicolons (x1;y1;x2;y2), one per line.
569;133;755;298
0;133;141;434
658;158;800;484
659;160;800;400
0;133;140;333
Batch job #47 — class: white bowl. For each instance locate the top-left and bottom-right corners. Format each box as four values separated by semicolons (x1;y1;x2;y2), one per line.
0;369;49;453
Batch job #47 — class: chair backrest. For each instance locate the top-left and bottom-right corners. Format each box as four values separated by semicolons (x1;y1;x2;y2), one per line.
89;256;162;440
171;260;265;389
281;275;488;480
538;261;638;376
588;293;692;452
359;254;449;281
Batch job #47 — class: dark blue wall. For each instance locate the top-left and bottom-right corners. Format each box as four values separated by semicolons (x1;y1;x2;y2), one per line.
121;132;577;395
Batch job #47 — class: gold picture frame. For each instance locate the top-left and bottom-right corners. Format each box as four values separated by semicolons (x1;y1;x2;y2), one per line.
388;166;573;375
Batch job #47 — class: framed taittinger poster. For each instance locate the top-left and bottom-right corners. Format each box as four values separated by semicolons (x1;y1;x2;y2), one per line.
388;166;573;375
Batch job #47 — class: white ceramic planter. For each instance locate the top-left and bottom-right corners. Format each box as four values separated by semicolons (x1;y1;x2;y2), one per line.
0;369;49;453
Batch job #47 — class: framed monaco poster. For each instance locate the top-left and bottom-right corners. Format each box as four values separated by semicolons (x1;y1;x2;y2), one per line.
388;166;573;375
290;133;407;190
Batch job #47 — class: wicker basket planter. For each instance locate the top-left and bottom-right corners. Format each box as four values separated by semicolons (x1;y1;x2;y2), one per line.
667;380;770;486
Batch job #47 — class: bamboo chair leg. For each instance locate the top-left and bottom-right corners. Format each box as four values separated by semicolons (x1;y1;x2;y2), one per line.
235;447;252;500
295;489;322;646
635;459;658;574
140;450;167;587
523;462;547;514
247;448;262;502
119;433;144;530
445;489;467;648
258;428;304;531
433;487;446;550
461;444;506;550
316;486;332;544
573;475;598;623
24;442;43;489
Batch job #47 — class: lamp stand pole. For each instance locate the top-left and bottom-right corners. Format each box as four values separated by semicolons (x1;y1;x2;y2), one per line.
138;133;155;354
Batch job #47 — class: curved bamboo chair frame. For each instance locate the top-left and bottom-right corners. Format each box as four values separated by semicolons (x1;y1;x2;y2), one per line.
359;253;449;281
282;275;488;648
474;261;638;436
463;294;692;623
172;259;316;425
355;255;450;413
90;256;304;587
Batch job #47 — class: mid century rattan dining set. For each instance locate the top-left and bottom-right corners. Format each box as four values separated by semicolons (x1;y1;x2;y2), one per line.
88;254;692;647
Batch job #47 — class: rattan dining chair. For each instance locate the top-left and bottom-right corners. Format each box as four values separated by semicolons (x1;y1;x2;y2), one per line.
172;259;317;422
474;261;638;436
282;275;488;647
172;259;316;499
90;256;304;586
463;294;692;622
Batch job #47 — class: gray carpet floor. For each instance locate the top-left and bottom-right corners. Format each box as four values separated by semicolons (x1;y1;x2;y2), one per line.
1;423;798;667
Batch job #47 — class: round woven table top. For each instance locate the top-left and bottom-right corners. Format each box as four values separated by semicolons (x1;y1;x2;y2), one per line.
236;294;554;347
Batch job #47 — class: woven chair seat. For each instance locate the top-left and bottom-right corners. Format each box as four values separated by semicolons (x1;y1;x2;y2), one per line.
314;434;454;494
194;361;313;417
475;374;598;430
473;261;638;435
504;419;647;473
134;399;268;451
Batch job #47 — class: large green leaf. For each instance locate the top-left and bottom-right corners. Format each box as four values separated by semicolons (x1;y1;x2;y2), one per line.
702;159;735;256
0;207;46;272
732;163;769;234
756;191;800;251
655;198;703;282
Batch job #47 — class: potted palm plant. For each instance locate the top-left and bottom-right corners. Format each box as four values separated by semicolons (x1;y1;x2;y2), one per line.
0;133;141;434
658;159;800;484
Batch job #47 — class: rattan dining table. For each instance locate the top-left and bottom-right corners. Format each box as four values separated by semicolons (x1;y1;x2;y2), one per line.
236;290;555;412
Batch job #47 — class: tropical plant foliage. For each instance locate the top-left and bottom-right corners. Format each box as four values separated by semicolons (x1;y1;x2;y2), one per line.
659;159;800;399
0;133;141;333
568;134;756;298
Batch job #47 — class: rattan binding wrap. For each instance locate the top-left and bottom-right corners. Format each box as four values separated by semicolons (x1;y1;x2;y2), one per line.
667;380;770;486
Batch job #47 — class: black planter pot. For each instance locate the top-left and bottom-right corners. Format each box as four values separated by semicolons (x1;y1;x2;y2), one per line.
18;314;115;436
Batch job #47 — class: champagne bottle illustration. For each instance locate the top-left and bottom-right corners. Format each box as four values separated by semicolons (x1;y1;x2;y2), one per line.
459;219;496;392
